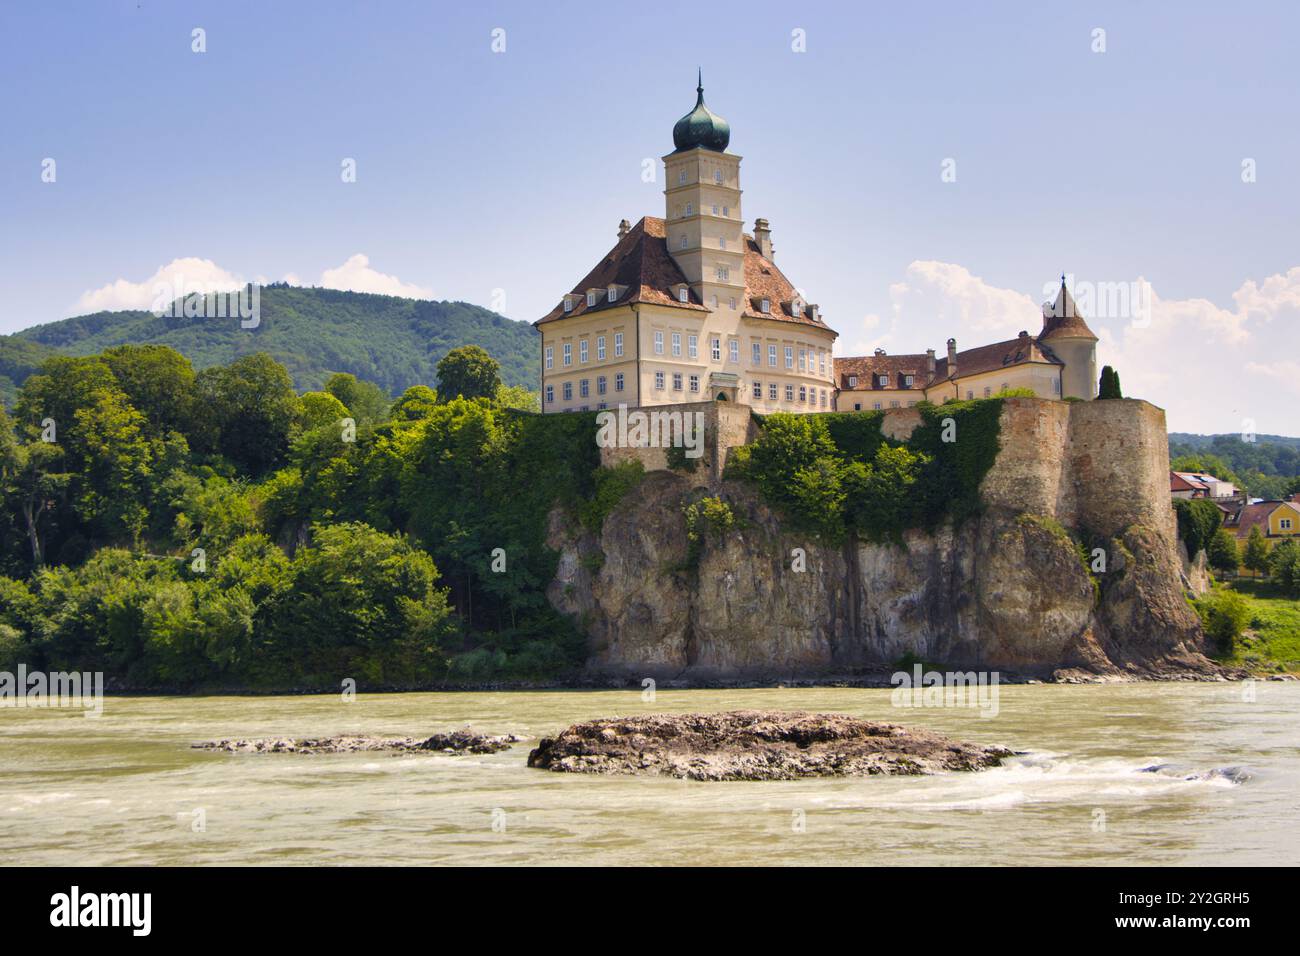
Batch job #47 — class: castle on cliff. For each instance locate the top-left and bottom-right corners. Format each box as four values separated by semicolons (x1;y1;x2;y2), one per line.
535;78;1099;414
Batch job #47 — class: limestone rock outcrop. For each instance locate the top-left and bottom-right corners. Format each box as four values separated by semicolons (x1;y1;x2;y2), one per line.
548;398;1213;680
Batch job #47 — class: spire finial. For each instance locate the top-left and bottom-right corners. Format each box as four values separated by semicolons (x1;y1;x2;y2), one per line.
1060;271;1067;287
697;67;703;93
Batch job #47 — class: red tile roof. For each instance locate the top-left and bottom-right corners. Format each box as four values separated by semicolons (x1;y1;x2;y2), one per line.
535;216;835;334
835;334;1061;391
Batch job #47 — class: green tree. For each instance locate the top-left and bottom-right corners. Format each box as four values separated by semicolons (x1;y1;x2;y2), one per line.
1206;527;1240;576
1243;526;1271;577
324;372;390;424
1098;365;1123;399
195;353;302;475
436;345;501;402
300;391;351;431
1270;539;1300;597
1194;587;1251;653
100;345;199;439
495;383;540;412
390;385;439;420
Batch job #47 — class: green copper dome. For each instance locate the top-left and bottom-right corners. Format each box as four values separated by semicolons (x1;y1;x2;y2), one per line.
672;71;730;153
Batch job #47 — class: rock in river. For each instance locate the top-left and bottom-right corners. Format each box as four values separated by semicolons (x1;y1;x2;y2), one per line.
196;729;522;755
527;710;1012;781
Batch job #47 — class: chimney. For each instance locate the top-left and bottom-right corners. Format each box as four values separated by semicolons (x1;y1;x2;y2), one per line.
946;338;958;379
926;348;936;376
753;218;773;260
617;219;630;239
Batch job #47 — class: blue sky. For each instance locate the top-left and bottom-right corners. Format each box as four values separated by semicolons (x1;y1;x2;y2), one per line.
2;1;1297;432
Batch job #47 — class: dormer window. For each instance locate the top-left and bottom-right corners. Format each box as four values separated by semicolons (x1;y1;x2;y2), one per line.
792;300;804;317
586;291;597;307
848;375;858;388
760;298;770;313
677;287;689;304
607;285;617;303
878;374;889;387
904;374;914;387
563;297;573;313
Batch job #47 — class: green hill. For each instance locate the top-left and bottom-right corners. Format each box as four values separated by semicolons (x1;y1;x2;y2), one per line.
0;283;538;403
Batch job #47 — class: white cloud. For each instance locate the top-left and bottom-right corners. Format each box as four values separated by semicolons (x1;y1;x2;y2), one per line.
317;253;432;299
72;257;247;314
72;254;433;317
841;259;1300;435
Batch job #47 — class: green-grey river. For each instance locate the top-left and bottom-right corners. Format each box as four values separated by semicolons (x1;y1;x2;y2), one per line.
2;683;1296;865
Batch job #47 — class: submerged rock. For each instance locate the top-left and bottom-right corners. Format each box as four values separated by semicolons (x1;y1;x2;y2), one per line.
527;710;1012;781
195;730;522;755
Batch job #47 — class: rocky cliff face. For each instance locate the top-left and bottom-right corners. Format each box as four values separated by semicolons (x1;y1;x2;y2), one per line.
548;398;1213;680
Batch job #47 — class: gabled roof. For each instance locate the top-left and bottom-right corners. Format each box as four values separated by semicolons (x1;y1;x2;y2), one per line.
834;354;930;389
834;334;1063;392
1232;501;1293;536
932;336;1063;383
535;217;707;326
1040;278;1099;341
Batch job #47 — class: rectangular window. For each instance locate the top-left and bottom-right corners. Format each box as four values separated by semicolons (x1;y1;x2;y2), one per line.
820;389;827;407
563;343;572;367
607;287;617;303
654;371;665;390
580;340;588;363
1281;518;1293;530
873;402;882;410
768;345;777;367
848;375;857;388
614;332;624;357
879;374;889;387
545;346;553;370
689;374;700;393
799;386;807;403
752;381;762;399
545;384;554;404
563;382;573;401
890;400;900;408
752;342;762;365
688;335;698;359
1053;378;1061;395
672;332;682;357
597;336;606;361
586;291;596;307
785;384;794;401
729;297;736;310
798;349;806;371
579;379;589;398
654;331;664;355
820;352;827;375
785;347;794;370
615;372;624;392
711;338;721;361
716;266;729;282
854;403;862;411
729;340;739;363
597;375;607;395
672;372;683;391
768;383;778;400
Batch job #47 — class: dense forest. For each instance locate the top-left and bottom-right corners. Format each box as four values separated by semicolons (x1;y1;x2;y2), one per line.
1168;432;1300;501
0;284;540;407
0;343;599;688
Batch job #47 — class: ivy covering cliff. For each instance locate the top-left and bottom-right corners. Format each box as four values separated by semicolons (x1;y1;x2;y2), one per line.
725;399;1004;543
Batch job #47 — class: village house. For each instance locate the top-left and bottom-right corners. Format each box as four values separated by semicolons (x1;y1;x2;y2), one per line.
1224;498;1300;545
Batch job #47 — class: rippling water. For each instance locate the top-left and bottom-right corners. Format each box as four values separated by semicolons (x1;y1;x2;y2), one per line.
2;683;1297;865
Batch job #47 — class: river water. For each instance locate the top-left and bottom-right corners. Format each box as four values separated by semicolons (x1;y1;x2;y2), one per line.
2;683;1296;866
